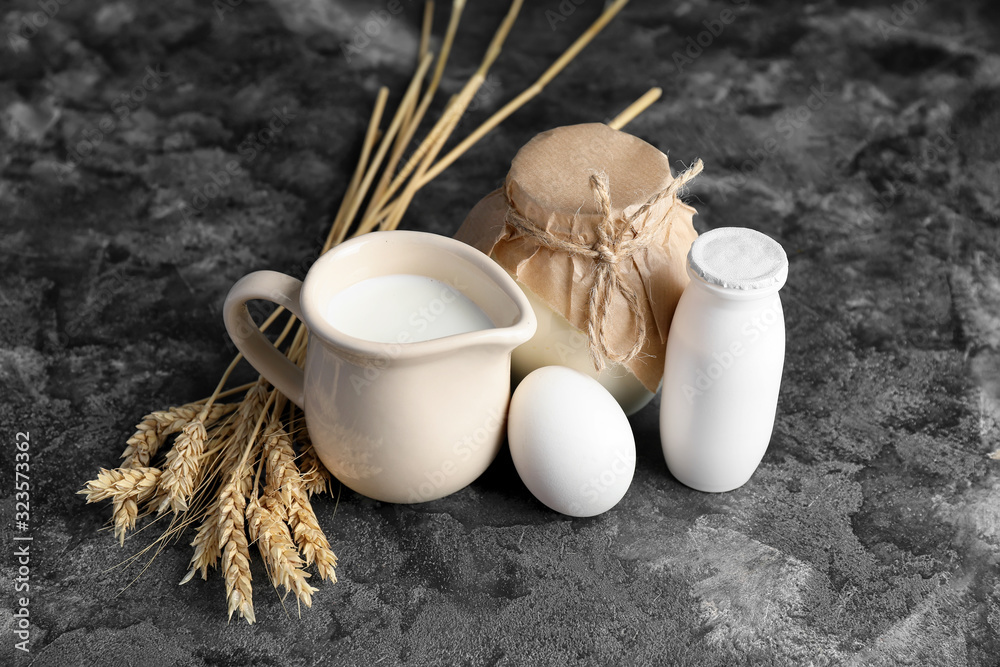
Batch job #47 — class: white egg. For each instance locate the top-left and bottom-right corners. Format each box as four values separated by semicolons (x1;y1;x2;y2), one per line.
507;366;636;517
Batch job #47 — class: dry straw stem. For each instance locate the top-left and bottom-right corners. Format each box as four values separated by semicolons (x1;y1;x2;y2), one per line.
396;0;435;141
325;87;390;250
329;53;434;249
377;82;475;230
361;0;466;225
415;0;632;189
365;0;523;233
289;82;400;364
418;0;433;62
608;87;662;130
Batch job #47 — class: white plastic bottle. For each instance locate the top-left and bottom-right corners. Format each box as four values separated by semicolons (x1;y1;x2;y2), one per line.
660;227;788;492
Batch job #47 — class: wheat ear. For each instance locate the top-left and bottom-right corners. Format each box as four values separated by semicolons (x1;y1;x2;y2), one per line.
181;419;259;584
263;425;299;506
120;402;232;469
287;491;338;583
296;435;331;497
181;495;222;584
219;452;256;623
154;421;209;514
79;467;162;544
263;425;338;582
246;494;317;607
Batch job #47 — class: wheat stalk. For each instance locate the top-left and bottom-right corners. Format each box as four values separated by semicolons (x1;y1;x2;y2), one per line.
80;466;160;503
179;434;240;583
246;493;317;607
218;443;257;624
153;420;209;514
286;489;338;583
79;466;162;544
180;393;270;585
261;421;339;583
120;403;233;469
227;380;270;461
296;437;330;497
262;424;298;506
412;0;634;190
181;495;222;584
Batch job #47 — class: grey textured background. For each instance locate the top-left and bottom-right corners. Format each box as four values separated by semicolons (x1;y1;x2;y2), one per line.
2;0;1000;665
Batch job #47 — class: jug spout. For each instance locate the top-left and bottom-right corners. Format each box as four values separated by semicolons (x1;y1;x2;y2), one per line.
298;230;536;362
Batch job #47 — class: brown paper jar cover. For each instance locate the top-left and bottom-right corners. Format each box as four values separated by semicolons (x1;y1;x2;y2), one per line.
455;123;698;393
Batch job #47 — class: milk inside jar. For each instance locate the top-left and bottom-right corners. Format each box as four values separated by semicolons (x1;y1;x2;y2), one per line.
324;274;494;343
660;227;788;493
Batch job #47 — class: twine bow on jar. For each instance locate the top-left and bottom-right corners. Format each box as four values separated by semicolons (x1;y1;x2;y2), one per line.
504;159;703;371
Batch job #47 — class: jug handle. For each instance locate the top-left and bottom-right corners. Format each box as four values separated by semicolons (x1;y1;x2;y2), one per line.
223;270;305;408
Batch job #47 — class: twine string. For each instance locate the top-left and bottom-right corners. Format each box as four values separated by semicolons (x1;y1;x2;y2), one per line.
504;159;703;370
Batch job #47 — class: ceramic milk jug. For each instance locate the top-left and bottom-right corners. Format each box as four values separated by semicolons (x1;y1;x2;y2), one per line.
224;231;537;503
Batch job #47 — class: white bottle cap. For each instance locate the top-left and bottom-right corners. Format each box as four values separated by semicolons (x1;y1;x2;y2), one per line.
688;227;788;291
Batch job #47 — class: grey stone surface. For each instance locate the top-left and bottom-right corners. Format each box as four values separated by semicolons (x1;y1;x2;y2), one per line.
1;0;999;665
